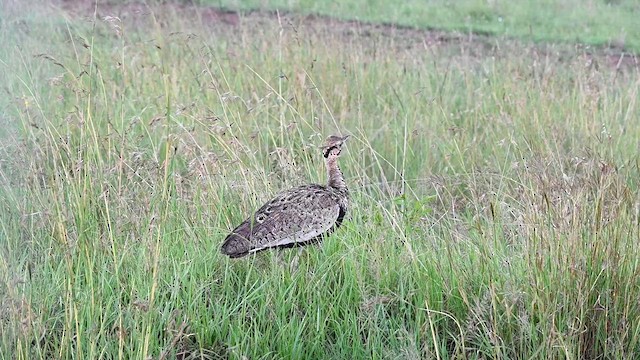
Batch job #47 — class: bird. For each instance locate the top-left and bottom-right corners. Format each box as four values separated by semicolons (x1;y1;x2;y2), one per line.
221;135;350;258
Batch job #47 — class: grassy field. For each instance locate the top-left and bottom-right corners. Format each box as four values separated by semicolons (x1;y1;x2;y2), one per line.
213;0;640;52
1;1;640;359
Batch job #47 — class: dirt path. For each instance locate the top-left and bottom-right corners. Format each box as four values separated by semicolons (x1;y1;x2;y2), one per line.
54;0;638;71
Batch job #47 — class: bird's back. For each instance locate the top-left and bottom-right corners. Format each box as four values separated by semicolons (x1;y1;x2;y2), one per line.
221;184;348;258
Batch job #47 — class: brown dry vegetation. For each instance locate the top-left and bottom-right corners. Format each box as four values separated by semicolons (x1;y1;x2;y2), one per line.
1;0;640;359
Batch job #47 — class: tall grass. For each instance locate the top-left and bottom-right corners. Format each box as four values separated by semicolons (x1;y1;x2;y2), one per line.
1;1;639;358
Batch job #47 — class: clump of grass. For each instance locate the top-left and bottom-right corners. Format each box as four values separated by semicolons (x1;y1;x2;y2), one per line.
1;1;639;359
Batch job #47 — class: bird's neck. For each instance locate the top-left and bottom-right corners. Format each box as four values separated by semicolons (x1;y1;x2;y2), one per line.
326;157;347;190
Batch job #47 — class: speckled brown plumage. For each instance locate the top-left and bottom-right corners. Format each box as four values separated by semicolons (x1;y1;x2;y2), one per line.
221;135;350;258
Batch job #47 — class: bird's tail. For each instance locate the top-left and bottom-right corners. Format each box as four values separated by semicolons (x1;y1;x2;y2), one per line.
221;222;253;258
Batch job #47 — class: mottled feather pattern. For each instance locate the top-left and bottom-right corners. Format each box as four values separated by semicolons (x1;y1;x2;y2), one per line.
221;134;350;258
221;184;348;257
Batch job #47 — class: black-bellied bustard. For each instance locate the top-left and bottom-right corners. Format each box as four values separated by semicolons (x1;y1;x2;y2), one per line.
221;135;350;258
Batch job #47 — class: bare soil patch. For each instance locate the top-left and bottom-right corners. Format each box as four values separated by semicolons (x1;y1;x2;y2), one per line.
51;0;638;71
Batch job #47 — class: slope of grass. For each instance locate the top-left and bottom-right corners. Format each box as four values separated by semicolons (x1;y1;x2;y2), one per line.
213;0;640;52
1;1;640;359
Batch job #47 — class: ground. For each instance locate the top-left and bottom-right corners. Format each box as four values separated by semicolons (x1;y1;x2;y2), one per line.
56;0;638;70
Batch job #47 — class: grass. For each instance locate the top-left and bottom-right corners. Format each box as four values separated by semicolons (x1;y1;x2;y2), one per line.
1;0;640;359
212;0;640;52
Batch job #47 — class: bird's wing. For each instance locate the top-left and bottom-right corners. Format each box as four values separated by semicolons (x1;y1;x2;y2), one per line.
220;185;342;257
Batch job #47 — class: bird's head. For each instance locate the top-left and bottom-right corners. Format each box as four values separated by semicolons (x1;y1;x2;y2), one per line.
322;134;350;159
